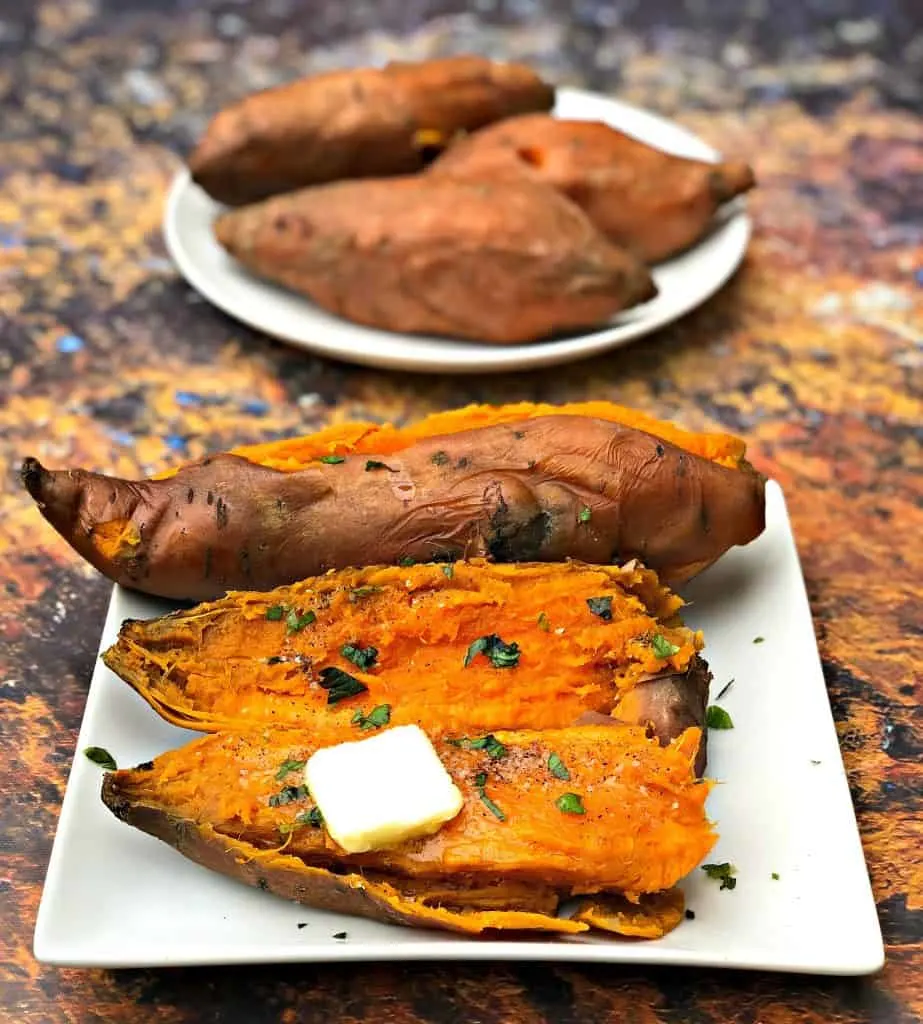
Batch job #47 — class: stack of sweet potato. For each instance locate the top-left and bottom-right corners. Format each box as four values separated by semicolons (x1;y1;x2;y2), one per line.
191;57;755;342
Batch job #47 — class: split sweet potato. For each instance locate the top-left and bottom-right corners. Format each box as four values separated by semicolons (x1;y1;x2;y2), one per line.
189;56;555;206
430;115;756;263
101;724;714;935
213;176;657;343
102;559;711;772
22;402;765;602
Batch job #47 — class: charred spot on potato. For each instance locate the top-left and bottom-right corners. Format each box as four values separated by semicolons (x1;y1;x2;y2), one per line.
431;451;450;466
655;444;665;458
457;456;470;469
676;454;687;477
186;488;194;504
134;760;155;772
487;508;552;562
257;877;269;891
700;503;711;534
513;430;526;440
206;491;214;505
215;497;229;530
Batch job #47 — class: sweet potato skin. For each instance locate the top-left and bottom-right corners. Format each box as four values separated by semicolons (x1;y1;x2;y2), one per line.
23;415;764;600
214;176;656;343
102;559;709;769
430;115;755;263
22;415;765;601
189;56;555;206
101;725;714;897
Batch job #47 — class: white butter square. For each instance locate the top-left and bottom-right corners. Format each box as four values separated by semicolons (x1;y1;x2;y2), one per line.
305;724;464;854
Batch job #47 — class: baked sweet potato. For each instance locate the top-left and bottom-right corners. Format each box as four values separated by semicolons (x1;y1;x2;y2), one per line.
213;176;656;343
102;559;711;772
429;115;755;263
189;56;555;206
101;724;714;935
22;402;765;601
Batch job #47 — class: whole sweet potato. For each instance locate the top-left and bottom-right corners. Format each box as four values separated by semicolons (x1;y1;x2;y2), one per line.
430;115;755;263
189;56;555;206
101;723;713;934
21;403;765;601
103;559;711;772
214;176;656;343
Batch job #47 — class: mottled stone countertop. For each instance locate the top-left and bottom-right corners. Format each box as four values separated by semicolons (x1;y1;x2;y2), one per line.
1;1;920;1022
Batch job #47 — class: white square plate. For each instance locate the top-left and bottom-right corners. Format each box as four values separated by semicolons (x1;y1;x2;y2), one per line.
33;482;883;973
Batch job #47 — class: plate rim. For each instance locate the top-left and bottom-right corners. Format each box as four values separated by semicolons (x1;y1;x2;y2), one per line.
162;86;752;373
32;481;884;974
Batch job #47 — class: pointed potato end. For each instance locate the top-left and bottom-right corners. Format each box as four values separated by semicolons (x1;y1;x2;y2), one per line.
710;161;756;203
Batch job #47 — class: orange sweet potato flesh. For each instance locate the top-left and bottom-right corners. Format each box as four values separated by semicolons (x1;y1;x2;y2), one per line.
189;56;555;206
101;724;713;934
429;115;756;263
21;404;765;602
213;176;657;343
102;559;710;772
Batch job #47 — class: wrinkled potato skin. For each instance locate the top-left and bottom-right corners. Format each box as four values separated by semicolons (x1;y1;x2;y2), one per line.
189;56;555;206
21;415;765;602
430;115;756;263
214;177;657;343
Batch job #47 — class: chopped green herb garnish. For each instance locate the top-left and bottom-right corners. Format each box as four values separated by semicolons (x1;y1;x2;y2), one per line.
479;792;506;820
364;460;394;472
269;784;309;807
286;608;316;634
451;734;507;759
431;450;450;466
684;909;696;920
265;605;285;621
441;564;454;579
332;931;348;940
810;759;822;765
349;586;382;602
84;746;117;771
555;793;586;815
578;506;592;523
702;862;737;890
586;596;613;621
652;633;680;659
279;807;324;835
320;454;345;464
463;634;520;669
716;679;735;700
318;666;368;704
351;704;391;730
537;611;551;632
472;769;505;820
705;705;734;730
340;643;378;670
771;872;780;880
547;753;570;781
398;556;416;567
275;758;307;781
753;636;765;644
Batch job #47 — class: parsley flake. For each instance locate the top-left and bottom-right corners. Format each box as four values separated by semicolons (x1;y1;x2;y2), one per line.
753;636;765;644
463;634;520;669
441;564;454;579
716;679;735;700
84;746;117;771
365;460;395;472
269;785;309;807
578;506;592;523
340;642;378;670
398;556;416;567
537;611;551;632
771;872;780;880
547;753;570;780
349;586;382;603
265;605;285;621
286;608;316;634
318;666;368;704
450;734;507;759
431;451;450;466
275;758;306;781
702;862;737;890
705;705;734;730
351;704;391;730
652;633;680;659
320;455;345;464
555;793;586;815
586;596;613;621
472;770;505;820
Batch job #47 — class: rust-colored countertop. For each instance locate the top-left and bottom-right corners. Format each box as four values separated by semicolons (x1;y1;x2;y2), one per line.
1;2;920;1021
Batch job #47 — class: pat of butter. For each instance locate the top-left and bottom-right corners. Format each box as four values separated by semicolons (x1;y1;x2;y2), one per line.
305;724;463;854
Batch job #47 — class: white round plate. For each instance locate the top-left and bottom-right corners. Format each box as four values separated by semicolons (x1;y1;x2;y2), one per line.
164;88;751;374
